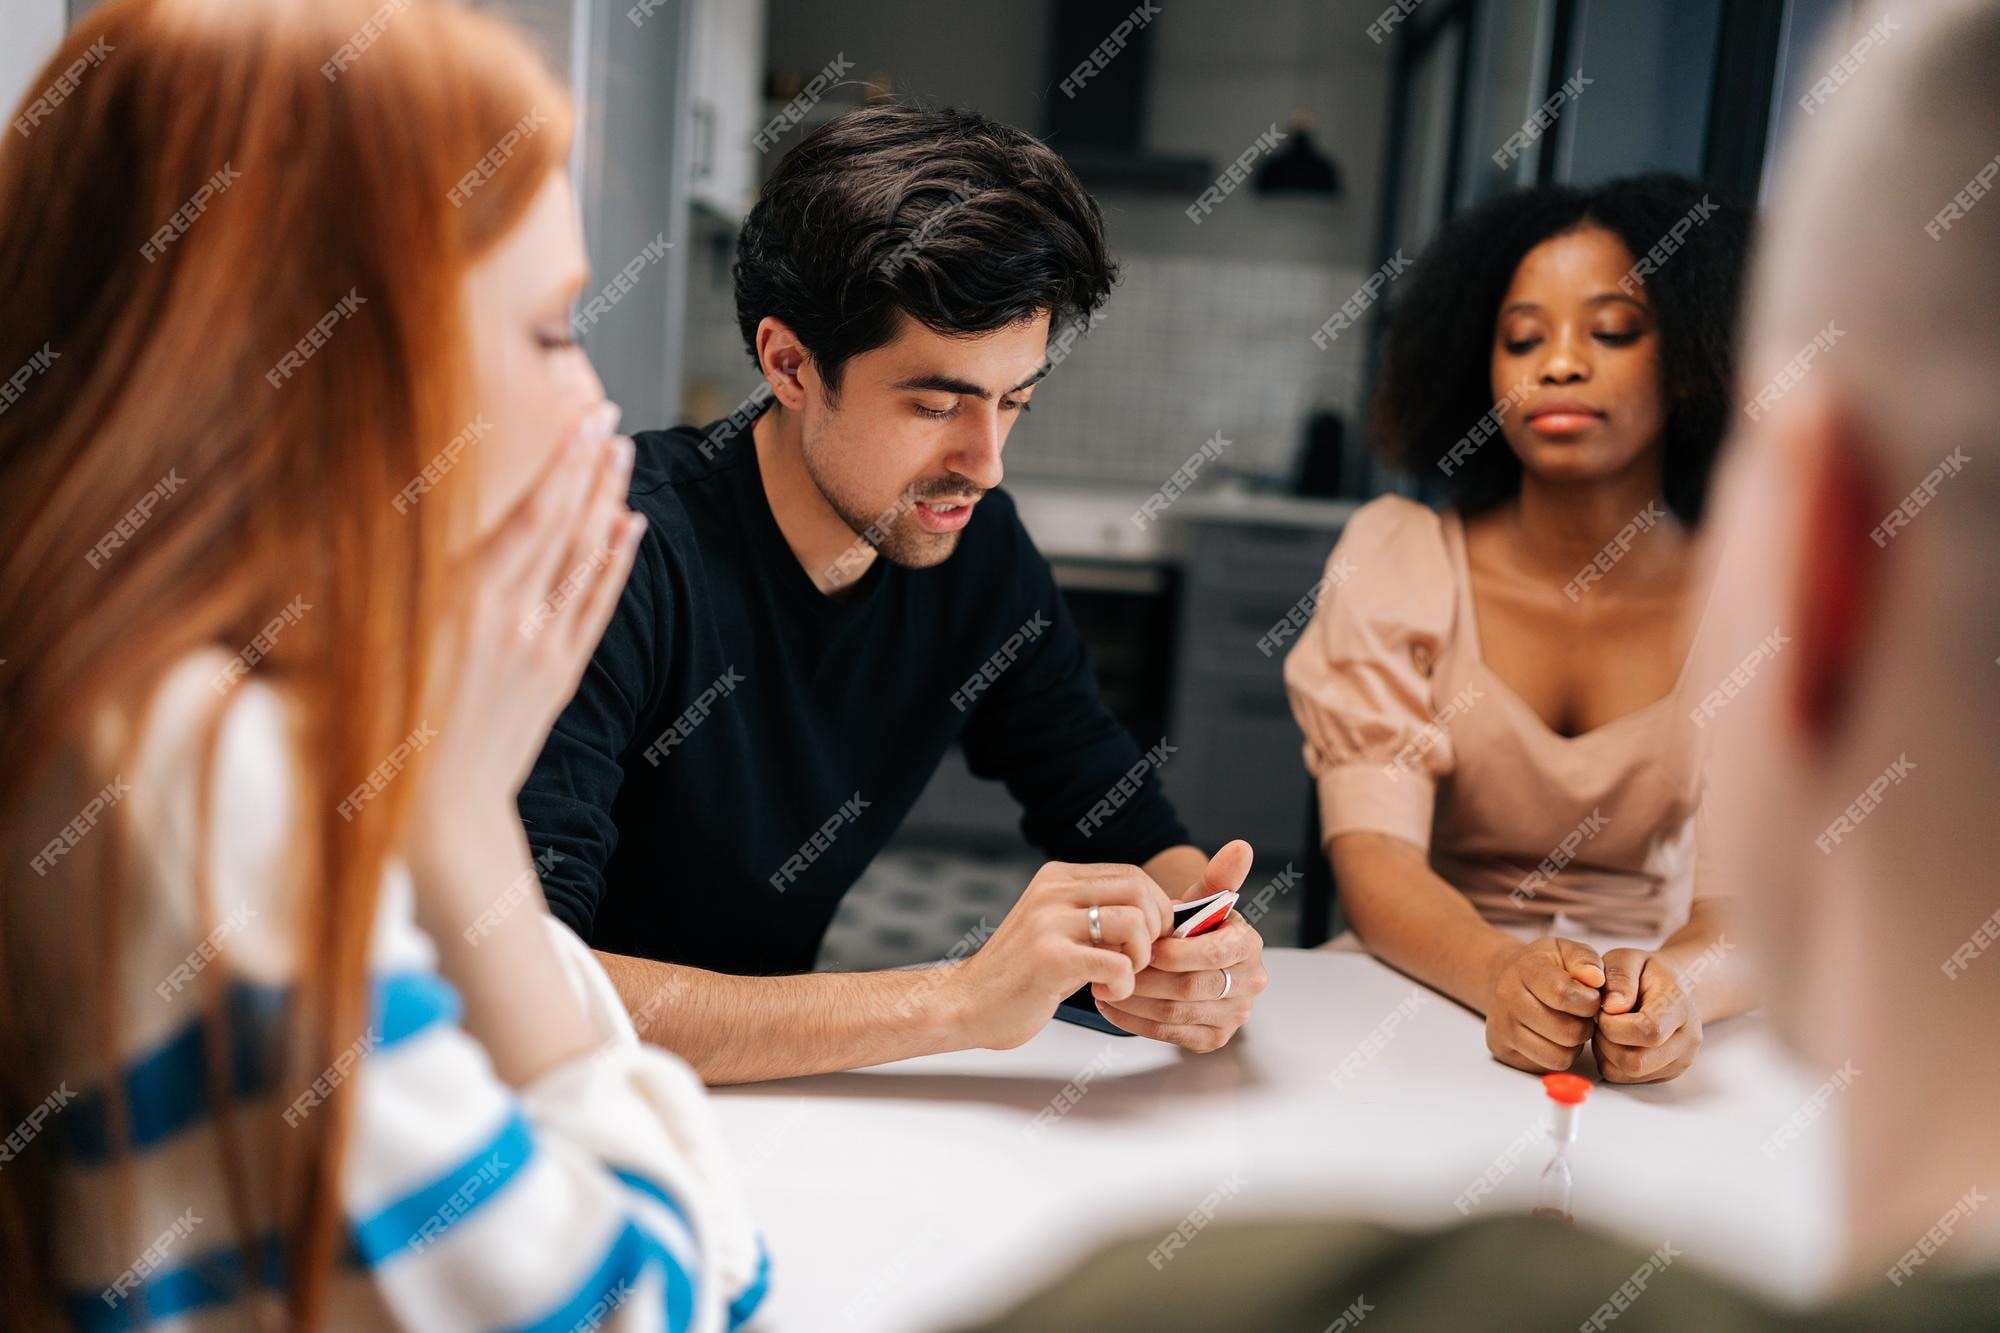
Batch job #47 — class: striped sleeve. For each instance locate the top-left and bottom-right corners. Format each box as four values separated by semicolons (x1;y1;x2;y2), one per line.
336;884;771;1332
46;653;768;1332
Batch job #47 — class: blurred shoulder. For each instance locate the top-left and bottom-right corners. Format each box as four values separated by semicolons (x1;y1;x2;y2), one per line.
117;650;314;987
1310;496;1458;635
960;1215;1798;1332
1333;494;1452;573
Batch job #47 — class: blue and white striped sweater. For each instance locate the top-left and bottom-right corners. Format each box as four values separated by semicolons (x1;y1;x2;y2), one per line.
27;652;769;1332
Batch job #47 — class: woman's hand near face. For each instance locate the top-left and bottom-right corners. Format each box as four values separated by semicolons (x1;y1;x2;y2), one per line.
404;401;644;886
388;399;644;1086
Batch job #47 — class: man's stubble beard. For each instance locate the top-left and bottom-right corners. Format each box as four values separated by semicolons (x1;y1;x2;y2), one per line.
800;419;973;570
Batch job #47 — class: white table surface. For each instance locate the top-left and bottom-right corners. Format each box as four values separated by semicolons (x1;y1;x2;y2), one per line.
714;947;1843;1331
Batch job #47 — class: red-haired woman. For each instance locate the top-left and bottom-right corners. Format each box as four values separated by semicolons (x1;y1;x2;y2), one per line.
0;2;765;1327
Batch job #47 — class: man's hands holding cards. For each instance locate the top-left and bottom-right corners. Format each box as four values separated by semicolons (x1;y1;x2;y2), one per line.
957;861;1176;1050
1092;840;1268;1053
955;842;1265;1053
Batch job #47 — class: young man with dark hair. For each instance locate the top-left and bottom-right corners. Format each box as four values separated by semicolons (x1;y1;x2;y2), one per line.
519;104;1266;1084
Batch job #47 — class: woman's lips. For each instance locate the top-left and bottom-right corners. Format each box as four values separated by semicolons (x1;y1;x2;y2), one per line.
1526;410;1605;437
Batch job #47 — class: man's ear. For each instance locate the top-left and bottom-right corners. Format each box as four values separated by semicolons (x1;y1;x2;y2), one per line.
1784;392;1885;741
755;316;812;410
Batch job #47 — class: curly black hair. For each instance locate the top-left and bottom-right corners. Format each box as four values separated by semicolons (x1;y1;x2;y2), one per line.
733;103;1118;395
1372;174;1752;524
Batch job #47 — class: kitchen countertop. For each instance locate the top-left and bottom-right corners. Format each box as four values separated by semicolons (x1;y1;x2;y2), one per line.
1006;476;1359;565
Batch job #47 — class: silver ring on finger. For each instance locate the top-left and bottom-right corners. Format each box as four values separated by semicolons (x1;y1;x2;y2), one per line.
1218;968;1233;999
1087;904;1102;945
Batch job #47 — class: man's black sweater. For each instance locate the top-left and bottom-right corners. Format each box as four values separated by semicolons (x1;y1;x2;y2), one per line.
517;420;1190;975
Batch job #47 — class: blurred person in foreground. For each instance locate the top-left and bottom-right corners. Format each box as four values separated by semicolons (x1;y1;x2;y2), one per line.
964;0;2000;1326
0;1;763;1327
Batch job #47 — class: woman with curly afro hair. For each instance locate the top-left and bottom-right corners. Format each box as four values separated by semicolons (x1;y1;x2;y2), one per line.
1285;175;1757;1086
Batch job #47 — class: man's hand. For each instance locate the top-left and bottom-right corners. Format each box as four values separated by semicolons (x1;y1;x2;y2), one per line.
1484;937;1603;1073
1096;840;1266;1053
1593;949;1703;1083
953;862;1174;1051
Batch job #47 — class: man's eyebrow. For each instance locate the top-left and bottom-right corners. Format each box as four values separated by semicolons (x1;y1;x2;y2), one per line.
889;373;991;400
1010;364;1052;393
888;368;1049;399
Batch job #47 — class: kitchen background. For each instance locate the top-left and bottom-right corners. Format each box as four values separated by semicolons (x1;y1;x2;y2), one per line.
10;0;1864;967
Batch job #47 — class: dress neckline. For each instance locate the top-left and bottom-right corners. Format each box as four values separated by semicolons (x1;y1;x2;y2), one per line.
1439;509;1697;746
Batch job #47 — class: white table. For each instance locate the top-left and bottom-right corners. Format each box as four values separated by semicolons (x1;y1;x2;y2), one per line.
714;947;1842;1331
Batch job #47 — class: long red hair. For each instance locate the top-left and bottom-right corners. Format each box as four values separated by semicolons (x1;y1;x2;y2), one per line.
0;1;572;1324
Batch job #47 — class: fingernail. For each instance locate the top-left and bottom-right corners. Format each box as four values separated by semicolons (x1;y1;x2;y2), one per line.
579;401;622;444
610;435;635;474
622;513;648;548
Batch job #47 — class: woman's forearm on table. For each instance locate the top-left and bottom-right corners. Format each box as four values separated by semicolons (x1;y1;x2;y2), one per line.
1330;832;1519;1014
1655;897;1757;1023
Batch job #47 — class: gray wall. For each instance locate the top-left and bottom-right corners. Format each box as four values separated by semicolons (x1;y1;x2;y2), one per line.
38;0;689;429
4;0;69;115
762;0;1055;133
763;0;1392;271
1104;0;1392;271
480;0;693;429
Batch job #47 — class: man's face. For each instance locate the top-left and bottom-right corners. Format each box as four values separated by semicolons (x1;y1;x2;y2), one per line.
794;311;1051;568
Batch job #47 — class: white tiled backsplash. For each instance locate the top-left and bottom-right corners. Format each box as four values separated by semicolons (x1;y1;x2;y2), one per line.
680;241;1376;488
1006;253;1372;485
